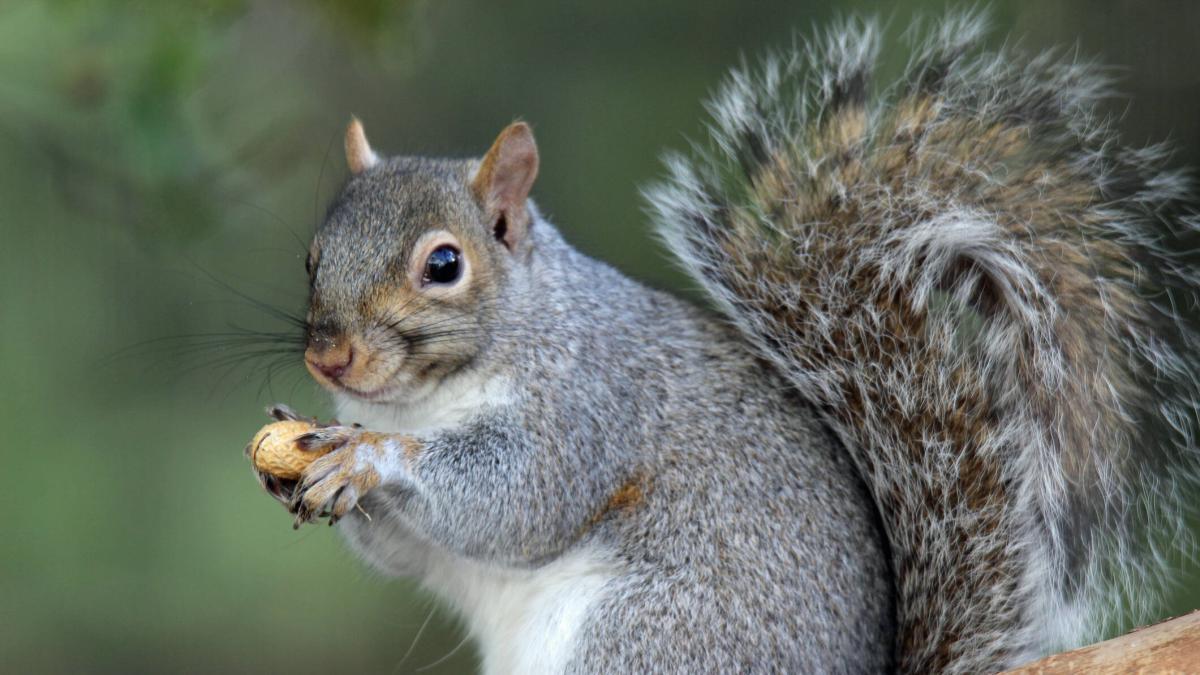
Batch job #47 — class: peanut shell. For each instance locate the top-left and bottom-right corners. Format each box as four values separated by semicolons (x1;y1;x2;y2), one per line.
248;420;328;480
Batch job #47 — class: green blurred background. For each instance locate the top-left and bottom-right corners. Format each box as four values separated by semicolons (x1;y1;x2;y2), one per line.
2;1;1199;672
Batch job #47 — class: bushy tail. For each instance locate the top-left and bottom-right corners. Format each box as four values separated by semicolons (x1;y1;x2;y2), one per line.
648;13;1200;673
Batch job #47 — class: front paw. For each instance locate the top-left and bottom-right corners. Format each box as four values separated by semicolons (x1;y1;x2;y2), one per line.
289;427;383;527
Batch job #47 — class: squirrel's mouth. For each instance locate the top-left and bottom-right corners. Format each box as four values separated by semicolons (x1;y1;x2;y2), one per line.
304;340;405;401
330;381;399;402
306;364;404;402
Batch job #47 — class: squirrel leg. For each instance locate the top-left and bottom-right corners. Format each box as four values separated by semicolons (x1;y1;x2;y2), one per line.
288;413;614;565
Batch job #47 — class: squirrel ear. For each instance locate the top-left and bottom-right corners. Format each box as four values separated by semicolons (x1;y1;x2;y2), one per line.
471;122;539;251
345;117;379;175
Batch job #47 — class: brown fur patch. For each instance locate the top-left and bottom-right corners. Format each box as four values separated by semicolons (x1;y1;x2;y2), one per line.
604;479;645;513
579;474;649;537
402;436;424;463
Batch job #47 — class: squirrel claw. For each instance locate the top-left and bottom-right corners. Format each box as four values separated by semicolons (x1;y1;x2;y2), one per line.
286;429;383;527
294;426;358;453
266;403;319;426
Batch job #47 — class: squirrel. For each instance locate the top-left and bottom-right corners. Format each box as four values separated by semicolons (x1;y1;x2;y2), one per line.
251;13;1200;674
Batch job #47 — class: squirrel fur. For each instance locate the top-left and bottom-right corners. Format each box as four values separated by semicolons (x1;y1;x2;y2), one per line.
258;12;1200;674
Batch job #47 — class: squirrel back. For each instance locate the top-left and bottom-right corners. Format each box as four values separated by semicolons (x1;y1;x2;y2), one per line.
649;13;1200;672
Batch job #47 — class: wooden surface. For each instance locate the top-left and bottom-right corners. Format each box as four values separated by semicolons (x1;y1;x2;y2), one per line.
1003;611;1200;674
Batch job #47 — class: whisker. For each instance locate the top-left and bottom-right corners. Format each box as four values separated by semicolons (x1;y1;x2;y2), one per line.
226;196;309;255
392;606;438;674
314;128;338;233
190;261;308;329
414;632;472;673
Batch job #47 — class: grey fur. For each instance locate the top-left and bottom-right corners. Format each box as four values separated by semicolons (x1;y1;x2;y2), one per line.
265;11;1200;675
330;217;895;672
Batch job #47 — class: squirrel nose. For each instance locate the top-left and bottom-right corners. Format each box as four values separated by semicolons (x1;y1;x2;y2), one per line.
305;340;354;382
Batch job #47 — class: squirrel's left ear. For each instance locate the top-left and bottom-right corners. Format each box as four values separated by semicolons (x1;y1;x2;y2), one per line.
471;122;539;251
345;117;379;175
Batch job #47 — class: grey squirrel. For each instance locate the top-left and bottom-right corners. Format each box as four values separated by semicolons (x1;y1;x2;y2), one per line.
250;13;1200;674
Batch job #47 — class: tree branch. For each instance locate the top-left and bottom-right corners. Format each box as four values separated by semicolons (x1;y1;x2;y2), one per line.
1003;611;1200;673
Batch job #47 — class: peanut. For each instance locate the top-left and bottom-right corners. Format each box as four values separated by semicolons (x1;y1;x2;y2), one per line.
248;420;329;480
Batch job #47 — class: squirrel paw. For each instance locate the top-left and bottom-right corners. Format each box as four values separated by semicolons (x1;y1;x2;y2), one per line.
288;426;382;527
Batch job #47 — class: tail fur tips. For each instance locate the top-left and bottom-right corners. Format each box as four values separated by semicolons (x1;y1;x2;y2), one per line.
649;13;1200;674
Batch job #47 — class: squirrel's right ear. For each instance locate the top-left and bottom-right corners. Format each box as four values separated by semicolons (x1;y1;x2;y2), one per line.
345;117;379;175
471;122;539;251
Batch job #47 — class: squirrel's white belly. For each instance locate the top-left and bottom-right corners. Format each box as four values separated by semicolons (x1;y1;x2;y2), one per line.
421;547;615;675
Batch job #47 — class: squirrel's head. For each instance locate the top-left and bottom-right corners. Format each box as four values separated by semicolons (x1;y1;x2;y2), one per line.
303;119;538;403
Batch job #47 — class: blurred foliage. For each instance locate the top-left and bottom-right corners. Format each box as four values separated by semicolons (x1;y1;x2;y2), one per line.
1;1;1198;672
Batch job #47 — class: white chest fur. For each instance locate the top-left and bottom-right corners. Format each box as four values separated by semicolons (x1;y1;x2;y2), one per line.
334;368;512;437
422;548;615;675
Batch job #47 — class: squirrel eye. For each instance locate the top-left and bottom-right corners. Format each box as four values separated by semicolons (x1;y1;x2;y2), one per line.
305;253;316;277
423;245;462;285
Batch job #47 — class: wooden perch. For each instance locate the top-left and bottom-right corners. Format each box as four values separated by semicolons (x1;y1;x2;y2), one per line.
1003;611;1200;673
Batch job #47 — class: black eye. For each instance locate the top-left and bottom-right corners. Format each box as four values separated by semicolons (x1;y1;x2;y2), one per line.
305;253;316;277
423;245;462;285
